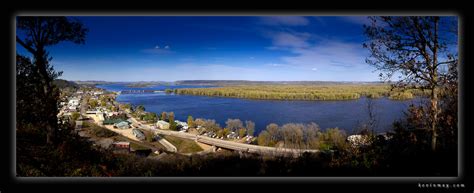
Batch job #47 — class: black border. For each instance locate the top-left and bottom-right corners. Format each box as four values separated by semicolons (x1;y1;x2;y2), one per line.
2;4;472;193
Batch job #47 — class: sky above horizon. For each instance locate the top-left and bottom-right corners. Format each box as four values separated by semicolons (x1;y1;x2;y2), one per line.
16;16;407;82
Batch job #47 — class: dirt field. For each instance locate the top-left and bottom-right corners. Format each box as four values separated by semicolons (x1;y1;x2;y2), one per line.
86;114;140;141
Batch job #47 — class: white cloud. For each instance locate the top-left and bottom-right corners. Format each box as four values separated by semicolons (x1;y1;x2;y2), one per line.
281;41;368;71
260;16;310;26
266;63;288;67
142;45;174;54
270;32;311;49
265;30;371;72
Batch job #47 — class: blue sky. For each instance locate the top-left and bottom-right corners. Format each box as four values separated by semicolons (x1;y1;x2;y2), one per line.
17;16;391;82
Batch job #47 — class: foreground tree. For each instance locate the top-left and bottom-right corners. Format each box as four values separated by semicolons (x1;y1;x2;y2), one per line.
225;119;243;131
168;112;176;130
16;16;88;145
187;115;195;128
88;99;98;109
238;128;247;138
16;55;43;126
266;123;280;145
363;16;457;151
161;112;167;121
257;130;271;146
245;120;255;136
135;105;145;113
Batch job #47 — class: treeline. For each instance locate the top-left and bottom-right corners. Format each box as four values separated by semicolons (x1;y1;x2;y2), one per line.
257;123;347;150
53;79;79;90
187;117;256;139
176;84;425;101
175;80;384;86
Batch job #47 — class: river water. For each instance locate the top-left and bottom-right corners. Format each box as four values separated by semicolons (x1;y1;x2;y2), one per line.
97;84;424;134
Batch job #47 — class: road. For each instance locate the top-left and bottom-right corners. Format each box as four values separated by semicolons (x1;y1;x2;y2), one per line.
152;129;319;157
80;94;88;115
75;92;178;153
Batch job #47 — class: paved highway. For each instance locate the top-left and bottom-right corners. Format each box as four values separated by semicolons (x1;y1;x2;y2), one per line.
152;129;319;157
122;109;317;156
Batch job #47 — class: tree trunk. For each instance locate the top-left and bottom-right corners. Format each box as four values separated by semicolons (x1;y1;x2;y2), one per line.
430;16;440;152
430;87;438;152
35;47;57;145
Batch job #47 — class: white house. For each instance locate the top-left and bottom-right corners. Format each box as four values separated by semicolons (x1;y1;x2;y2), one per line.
115;121;130;129
175;120;188;130
93;91;103;95
156;120;170;130
68;98;80;106
68;105;77;110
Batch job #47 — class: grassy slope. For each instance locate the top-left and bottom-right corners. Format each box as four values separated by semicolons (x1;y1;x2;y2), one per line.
161;135;203;153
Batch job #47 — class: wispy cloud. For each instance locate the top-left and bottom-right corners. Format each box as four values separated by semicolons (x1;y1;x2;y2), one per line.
268;31;311;49
265;63;291;67
265;30;370;72
282;40;369;71
260;16;310;26
142;45;174;54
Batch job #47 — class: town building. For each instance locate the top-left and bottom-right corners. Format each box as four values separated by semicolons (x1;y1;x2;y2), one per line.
156;120;170;130
132;129;145;140
175;120;189;131
112;141;130;154
114;121;130;129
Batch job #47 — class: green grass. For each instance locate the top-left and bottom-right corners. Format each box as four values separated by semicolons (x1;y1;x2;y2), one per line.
140;129;155;143
176;84;422;101
161;135;203;153
89;123;117;138
388;92;414;100
130;142;150;151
